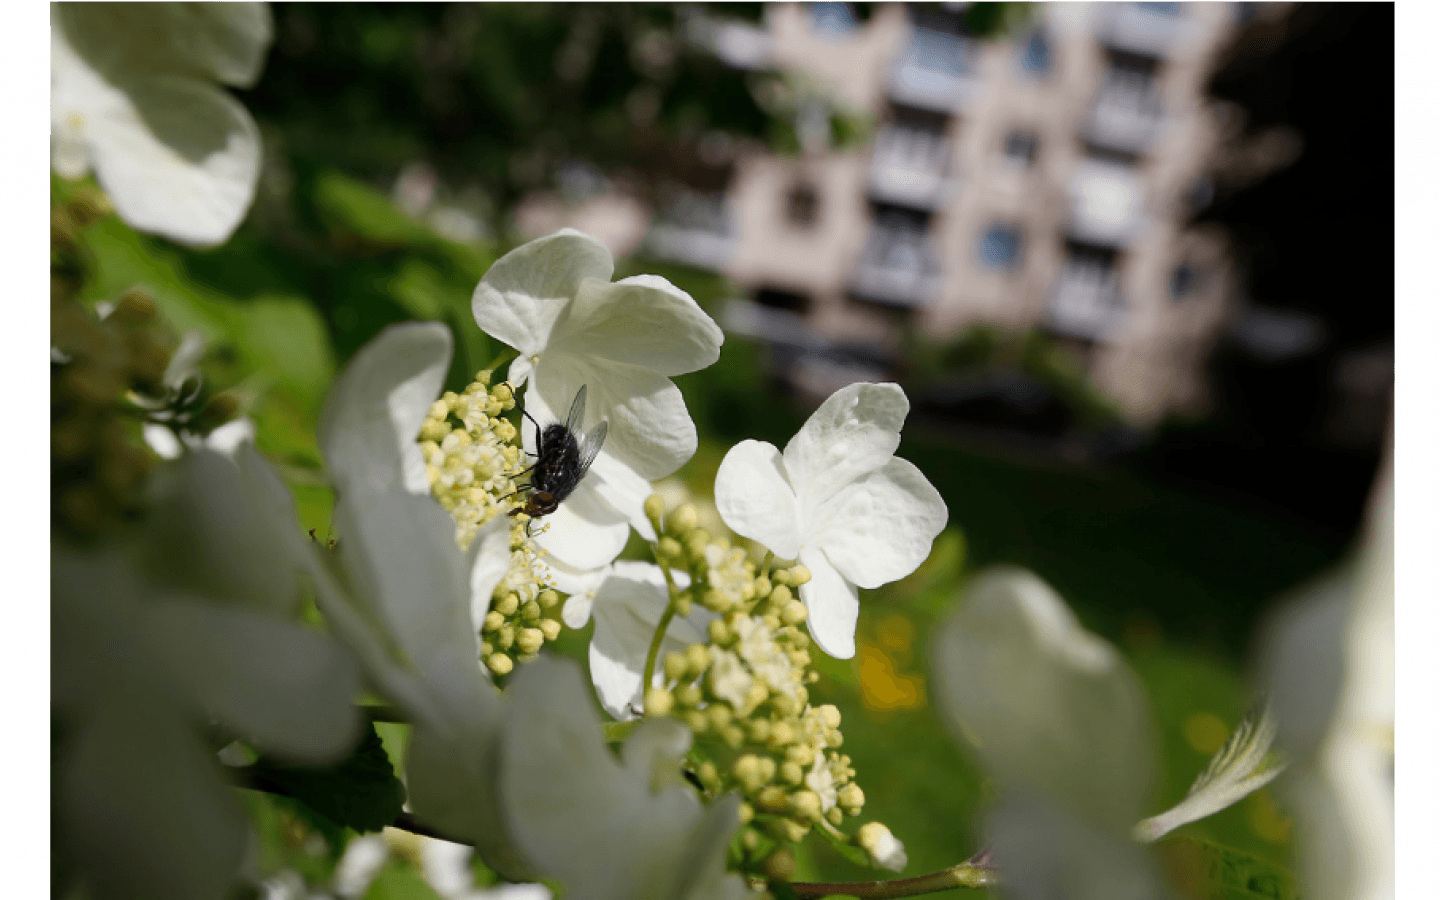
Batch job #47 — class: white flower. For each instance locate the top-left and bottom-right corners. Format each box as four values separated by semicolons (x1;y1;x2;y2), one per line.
1260;455;1393;900
714;382;947;658
307;322;532;879
51;3;272;247
499;657;749;900
931;567;1167;900
53;446;363;900
472;229;724;570
547;558;713;720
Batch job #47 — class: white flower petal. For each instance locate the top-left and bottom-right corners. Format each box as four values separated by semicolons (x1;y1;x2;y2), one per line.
931;568;1156;829
531;480;630;571
531;355;697;481
810;457;948;589
541;557;610;627
988;797;1166;900
500;658;746;900
589;562;708;720
54;3;273;89
554;275;723;377
147;601;361;764
798;548;859;659
783;382;909;514
82;72;261;248
587;451;659;541
318;322;452;497
473;229;614;356
714;440;801;560
469;516;516;633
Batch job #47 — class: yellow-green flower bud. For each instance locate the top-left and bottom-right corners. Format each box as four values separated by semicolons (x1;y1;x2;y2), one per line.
697;761;719;790
769;721;797;747
495;593;519;616
764;849;796;882
738;802;754;825
686;529;710;558
644;687;674;717
673;503;699;532
757;757;777;783
721;725;746;748
772;693;800;718
769;585;793;607
818;705;842;729
483;611;505;632
747;719;772;744
707;704;733;731
657;537;684;561
674;592;693;616
781;600;807;625
733;755;766;792
675;683;703;708
741;828;761;851
753;576;772;599
827;807;844;826
701;588;731;614
745;682;770;711
788;565;812;586
779;761;804;786
707;618;733;646
643;493;666;526
491;381;511;402
765;818;808;844
538;589;560;609
838;783;865;814
515;627;545;655
757;786;789;814
496;624;517;650
786;745;816;768
538;619;561;642
520;600;541;621
770;568;790;587
789;790;822;821
684;710;708;734
685;643;711;675
486;654;514;676
664;651;688;683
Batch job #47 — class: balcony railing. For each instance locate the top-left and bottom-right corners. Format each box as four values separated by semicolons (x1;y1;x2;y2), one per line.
1094;2;1188;58
1049;267;1126;340
644;192;736;272
850;219;941;308
1085;88;1164;154
868;125;950;209
886;26;980;114
1066;160;1145;246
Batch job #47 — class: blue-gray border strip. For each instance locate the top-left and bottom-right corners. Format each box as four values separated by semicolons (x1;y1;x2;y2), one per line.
1;1;48;898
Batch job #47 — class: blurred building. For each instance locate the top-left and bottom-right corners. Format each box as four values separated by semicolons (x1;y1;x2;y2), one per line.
647;2;1288;428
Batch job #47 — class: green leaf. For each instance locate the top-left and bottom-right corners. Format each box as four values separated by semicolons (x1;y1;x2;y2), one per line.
248;723;407;833
234;295;337;408
813;823;873;870
313;171;437;248
1159;837;1300;900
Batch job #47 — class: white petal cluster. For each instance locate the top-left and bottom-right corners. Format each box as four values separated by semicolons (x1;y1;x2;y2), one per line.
471;229;724;570
51;3;272;247
53;444;363;900
715;382;947;658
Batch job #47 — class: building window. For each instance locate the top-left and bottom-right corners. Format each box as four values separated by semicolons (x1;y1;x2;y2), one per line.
811;2;857;36
1169;264;1201;300
902;26;975;79
1003;130;1039;166
978;225;1024;269
1018;30;1051;76
755;287;810;313
1134;2;1183;16
785;182;820;227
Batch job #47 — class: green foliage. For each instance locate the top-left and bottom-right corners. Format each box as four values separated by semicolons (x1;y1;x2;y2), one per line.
363;865;443;900
247;724;407;834
1159;838;1300;900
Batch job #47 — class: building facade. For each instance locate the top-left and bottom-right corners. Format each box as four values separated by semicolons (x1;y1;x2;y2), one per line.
651;2;1281;427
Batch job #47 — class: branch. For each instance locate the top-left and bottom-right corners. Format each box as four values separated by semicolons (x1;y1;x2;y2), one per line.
789;850;998;899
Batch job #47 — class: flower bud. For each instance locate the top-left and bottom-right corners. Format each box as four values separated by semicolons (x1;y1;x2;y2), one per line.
520;600;541;621
789;790;822;821
827;807;845;826
483;611;504;632
495;593;520;616
685;643;711;675
738;802;754;825
753;576;772;599
781;600;808;625
707;704;733;731
515;627;544;655
786;745;816;768
684;711;708;734
779;761;804;786
769;721;797;747
788;565;812;586
697;761;719;790
538;589;560;609
838;783;865;814
818;704;842;729
764;849;796;882
657;536;684;561
686;529;710;558
858;823;907;872
643;493;667;525
486;654;514;676
757;786;789;814
769;585;793;608
733;755;766;792
644;687;674;717
675;683;703;708
747;719;772;744
674;592;693;616
491;382;512;403
740;828;761;851
664;652;688;683
538;619;561;641
673;503;699;532
707;618;733;646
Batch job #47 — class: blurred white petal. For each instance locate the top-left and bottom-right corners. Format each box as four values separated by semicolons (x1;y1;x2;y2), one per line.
500;658;747;900
988;797;1166;900
931;568;1157;830
587;562;707;720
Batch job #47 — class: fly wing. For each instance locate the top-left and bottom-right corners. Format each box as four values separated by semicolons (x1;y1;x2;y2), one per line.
564;384;588;435
574;420;608;481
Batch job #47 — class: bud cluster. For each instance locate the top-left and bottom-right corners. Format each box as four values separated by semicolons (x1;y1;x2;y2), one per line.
639;495;893;876
418;373;562;674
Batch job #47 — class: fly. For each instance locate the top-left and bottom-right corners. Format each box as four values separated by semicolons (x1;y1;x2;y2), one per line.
509;385;607;532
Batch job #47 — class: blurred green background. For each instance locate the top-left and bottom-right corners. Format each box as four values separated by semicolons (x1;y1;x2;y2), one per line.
53;3;1349;896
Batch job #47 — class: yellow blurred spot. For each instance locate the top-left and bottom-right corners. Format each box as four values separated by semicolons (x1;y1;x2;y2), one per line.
1246;789;1293;844
857;641;925;712
874;614;915;654
1182;711;1230;755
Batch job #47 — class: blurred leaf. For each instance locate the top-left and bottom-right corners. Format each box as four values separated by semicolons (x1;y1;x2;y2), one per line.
1159;837;1300;900
313;170;436;248
249;723;406;833
814;821;874;870
363;865;443;900
235;295;337;407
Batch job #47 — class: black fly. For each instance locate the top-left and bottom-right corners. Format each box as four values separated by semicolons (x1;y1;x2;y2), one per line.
509;385;607;532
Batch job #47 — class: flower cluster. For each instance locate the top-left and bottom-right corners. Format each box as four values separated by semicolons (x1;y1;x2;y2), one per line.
416;371;564;674
634;496;902;877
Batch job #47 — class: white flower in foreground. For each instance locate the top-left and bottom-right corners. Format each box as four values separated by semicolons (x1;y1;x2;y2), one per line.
500;656;749;900
714;382;946;658
547;558;713;720
1260;454;1393;900
53;447;362;900
472;229;724;569
307;322;532;879
51;3;272;247
932;567;1166;900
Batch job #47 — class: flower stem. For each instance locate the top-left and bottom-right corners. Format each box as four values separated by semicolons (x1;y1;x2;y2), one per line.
788;860;998;898
641;558;683;698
